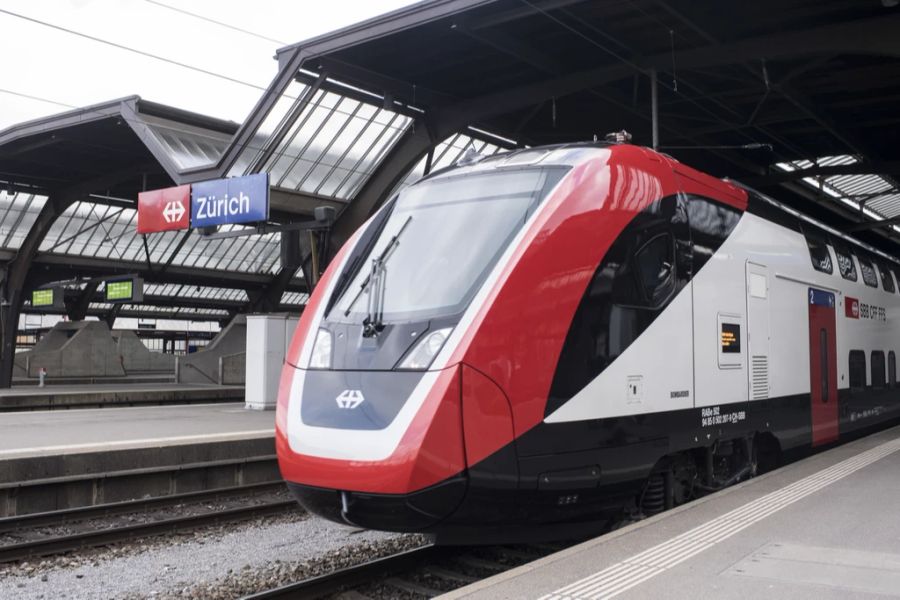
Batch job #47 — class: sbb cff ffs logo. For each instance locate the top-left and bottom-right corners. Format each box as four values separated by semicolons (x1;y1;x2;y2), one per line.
336;390;365;409
846;297;860;319
136;185;191;233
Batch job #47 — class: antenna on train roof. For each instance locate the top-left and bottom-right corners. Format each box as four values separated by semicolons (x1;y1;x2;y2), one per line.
604;130;633;144
456;145;484;166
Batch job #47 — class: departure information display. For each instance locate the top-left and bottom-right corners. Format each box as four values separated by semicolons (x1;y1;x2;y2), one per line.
32;289;54;307
105;279;143;303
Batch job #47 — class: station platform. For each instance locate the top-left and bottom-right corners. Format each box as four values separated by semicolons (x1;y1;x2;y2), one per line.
446;425;900;599
0;403;276;515
0;402;273;460
0;382;243;411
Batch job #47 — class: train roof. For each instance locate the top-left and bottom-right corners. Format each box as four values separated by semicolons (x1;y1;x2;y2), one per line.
418;141;900;268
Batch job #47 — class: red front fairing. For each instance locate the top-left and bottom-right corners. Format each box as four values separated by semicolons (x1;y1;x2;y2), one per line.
277;364;465;494
275;231;463;494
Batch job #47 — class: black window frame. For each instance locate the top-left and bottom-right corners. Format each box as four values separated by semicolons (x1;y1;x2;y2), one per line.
633;232;677;309
878;262;896;293
856;254;879;288
832;241;858;282
872;350;886;390
849;350;867;391
803;229;833;274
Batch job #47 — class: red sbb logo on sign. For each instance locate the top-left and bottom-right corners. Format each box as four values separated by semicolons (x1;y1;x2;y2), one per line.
845;297;859;319
137;185;191;234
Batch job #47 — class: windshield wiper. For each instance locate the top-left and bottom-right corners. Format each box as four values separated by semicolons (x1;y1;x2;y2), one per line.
343;216;412;336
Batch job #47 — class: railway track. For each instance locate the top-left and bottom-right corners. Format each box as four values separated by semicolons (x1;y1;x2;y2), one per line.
244;542;571;599
0;482;297;563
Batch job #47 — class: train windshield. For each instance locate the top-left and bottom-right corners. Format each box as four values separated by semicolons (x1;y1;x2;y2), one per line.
332;167;566;323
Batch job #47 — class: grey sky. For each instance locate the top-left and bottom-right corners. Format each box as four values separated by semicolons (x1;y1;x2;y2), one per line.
0;0;418;130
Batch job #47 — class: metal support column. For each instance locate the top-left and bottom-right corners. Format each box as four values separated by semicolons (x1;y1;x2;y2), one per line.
0;197;65;387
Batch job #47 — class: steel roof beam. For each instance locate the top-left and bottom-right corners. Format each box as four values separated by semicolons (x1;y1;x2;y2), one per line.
29;254;306;291
745;162;900;186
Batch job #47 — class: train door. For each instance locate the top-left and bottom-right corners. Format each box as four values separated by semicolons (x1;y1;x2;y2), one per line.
808;288;838;446
746;262;770;401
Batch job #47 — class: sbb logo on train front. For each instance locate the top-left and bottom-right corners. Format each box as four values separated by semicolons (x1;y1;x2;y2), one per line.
336;390;365;409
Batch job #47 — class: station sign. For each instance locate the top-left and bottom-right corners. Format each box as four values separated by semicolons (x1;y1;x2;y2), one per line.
137;184;191;234
190;173;269;228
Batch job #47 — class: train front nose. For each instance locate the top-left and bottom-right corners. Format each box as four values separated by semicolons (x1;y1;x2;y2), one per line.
276;364;468;532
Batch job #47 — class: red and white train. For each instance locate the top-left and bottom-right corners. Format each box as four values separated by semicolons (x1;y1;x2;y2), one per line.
275;142;900;542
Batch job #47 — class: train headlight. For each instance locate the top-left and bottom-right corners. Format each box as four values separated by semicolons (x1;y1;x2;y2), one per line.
398;327;453;370
308;328;333;369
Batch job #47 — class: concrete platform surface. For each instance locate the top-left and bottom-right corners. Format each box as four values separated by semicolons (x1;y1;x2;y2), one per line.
0;402;273;459
0;382;244;410
444;425;900;600
0;382;241;397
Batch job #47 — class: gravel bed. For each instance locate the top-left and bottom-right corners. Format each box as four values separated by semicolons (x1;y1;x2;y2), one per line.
0;489;291;546
0;511;425;600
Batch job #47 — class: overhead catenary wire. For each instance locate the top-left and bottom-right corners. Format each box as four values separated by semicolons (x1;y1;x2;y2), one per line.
142;0;288;46
0;7;269;92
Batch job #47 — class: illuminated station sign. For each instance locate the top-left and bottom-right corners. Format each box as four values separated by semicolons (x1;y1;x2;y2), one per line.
136;173;269;234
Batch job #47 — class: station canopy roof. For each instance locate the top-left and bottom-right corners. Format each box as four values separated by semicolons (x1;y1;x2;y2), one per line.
0;97;307;322
253;0;900;253
3;0;900;326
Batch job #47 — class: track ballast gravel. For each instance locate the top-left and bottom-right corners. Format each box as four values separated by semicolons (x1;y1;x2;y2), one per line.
0;511;425;600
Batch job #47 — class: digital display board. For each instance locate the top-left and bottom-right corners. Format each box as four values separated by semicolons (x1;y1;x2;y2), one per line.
721;323;741;353
32;289;55;307
106;280;132;301
105;278;143;303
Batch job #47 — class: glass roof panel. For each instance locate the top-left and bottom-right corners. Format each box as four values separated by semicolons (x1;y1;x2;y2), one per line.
774;155;900;231
143;283;249;302
227;77;412;202
40;204;283;274
226;80;311;177
281;291;309;305
141;116;233;171
0;192;49;250
394;132;506;195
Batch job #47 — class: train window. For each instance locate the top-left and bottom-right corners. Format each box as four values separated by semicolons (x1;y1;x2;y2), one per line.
832;243;857;282
890;351;897;388
849;350;866;391
856;255;878;287
548;195;691;410
686;196;741;274
878;263;896;293
634;234;676;308
872;351;886;389
803;231;833;274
